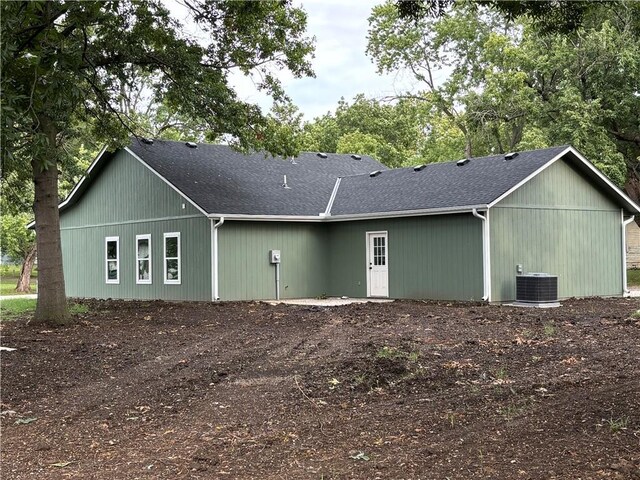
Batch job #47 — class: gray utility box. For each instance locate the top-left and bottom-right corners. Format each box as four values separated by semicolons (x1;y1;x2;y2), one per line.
269;250;281;264
516;273;558;304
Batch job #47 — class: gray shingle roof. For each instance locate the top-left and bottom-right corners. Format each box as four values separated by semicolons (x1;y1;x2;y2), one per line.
330;146;571;216
128;139;386;216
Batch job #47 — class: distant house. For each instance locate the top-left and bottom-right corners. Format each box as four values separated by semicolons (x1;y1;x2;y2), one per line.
54;140;639;302
626;221;640;269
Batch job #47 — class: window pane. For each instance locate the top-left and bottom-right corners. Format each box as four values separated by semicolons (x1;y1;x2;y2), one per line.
166;237;178;257
138;260;150;280
107;261;118;279
107;241;118;259
137;239;149;259
166;259;179;280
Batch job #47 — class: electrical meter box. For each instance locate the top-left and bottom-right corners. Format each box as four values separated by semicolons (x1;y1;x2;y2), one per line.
269;250;281;264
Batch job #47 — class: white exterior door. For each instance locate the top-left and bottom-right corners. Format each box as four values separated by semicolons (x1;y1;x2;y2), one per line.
367;231;389;297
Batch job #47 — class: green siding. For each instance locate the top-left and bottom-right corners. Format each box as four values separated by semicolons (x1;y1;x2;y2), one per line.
328;215;484;301
218;222;328;301
491;159;622;301
60;149;202;228
60;149;211;301
61;217;211;301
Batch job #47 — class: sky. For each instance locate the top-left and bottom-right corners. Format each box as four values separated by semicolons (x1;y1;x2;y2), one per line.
169;0;415;121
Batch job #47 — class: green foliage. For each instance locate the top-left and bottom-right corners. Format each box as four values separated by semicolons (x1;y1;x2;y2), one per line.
627;269;640;287
1;1;315;162
0;213;35;263
0;298;37;320
301;95;427;167
366;1;640;187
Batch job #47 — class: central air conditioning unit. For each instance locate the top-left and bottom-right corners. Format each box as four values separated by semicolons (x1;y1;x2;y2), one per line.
515;273;560;307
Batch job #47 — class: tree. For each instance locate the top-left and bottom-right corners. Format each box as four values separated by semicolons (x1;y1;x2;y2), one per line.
301;95;428;167
395;0;616;34
367;1;637;189
1;213;37;293
1;1;314;324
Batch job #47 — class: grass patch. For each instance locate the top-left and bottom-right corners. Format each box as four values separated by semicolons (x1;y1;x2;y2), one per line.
0;281;37;296
0;298;88;321
628;269;640;287
0;298;36;320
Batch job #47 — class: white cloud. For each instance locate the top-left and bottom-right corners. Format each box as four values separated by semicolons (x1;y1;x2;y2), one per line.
166;0;416;120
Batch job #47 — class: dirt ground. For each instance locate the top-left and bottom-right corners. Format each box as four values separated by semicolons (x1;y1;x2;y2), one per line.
1;297;639;479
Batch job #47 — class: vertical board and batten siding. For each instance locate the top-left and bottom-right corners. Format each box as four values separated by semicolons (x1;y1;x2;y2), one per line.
490;158;622;301
60;149;211;300
327;215;484;300
218;222;328;300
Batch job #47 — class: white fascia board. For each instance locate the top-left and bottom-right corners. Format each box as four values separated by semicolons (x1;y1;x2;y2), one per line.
27;145;111;229
205;213;326;222
565;146;640;213
206;205;488;223
488;146;640;213
488;147;570;208
124;147;209;217
325;205;487;222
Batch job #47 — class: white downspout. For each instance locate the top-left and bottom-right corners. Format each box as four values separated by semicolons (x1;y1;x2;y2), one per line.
622;210;634;296
211;217;225;301
472;208;491;302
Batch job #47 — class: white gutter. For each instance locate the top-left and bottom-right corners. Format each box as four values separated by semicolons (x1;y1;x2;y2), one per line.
622;211;635;296
211;216;225;301
205;205;488;223
472;208;491;302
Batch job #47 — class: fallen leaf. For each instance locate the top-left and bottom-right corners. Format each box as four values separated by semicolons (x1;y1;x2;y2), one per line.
50;461;73;468
14;417;37;425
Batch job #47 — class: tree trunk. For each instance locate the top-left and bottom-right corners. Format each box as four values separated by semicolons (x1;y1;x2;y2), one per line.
15;244;37;293
31;117;69;325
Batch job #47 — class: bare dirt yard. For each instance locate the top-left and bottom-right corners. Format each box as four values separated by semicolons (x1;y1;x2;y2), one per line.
1;298;639;479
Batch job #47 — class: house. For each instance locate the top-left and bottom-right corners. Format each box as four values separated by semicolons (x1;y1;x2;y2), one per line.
56;139;639;302
626;220;640;269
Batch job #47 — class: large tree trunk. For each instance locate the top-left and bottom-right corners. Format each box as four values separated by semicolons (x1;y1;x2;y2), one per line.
15;244;37;293
31;117;69;325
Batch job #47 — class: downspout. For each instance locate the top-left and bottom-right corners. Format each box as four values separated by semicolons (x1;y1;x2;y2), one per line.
211;217;225;301
622;210;634;296
472;208;491;302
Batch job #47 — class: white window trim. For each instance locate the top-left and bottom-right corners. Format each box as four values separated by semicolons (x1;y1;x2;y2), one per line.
136;234;152;285
163;232;181;285
105;236;120;284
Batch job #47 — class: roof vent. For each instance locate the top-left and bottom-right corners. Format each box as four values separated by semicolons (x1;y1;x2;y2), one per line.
282;175;291;189
457;158;470;167
369;170;381;177
350;154;362;160
505;152;519;160
140;137;154;145
413;164;427;172
185;142;198;148
317;152;328;159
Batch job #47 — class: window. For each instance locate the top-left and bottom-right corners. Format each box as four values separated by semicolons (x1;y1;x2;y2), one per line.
105;236;120;284
136;234;151;284
373;235;386;266
163;232;181;284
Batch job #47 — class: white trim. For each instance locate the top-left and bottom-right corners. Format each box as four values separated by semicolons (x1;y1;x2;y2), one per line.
622;211;635;295
472;209;491;301
105;236;120;284
124;147;209;216
135;234;152;285
366;230;389;298
322;178;341;216
163;232;181;285
60;145;109;212
204;205;487;223
488;146;640;213
488;148;570;208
